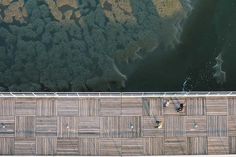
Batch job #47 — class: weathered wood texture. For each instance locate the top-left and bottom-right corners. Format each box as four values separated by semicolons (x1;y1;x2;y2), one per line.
0;96;235;155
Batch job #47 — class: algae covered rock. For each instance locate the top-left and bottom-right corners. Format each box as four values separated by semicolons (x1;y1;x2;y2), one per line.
0;0;194;91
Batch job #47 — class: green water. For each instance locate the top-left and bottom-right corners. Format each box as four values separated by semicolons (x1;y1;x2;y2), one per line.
125;0;236;92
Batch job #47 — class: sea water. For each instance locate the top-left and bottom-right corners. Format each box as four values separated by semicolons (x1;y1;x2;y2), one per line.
125;0;236;91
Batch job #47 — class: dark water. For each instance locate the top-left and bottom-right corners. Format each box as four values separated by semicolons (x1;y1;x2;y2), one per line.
125;0;236;92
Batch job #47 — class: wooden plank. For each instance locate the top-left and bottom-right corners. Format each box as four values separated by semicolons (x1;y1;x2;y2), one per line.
99;138;121;156
36;117;57;136
15;98;36;116
163;98;186;115
143;137;164;155
57;138;78;155
0;96;235;155
206;97;227;115
100;98;121;116
165;116;186;137
78;138;99;155
164;137;187;155
143;98;151;116
119;116;141;138
14;137;36;155
57;117;78;137
228;116;236;136
36;99;56;116
36;137;57;155
121;138;144;155
0;116;15;137
78;117;100;137
207;116;227;137
142;116;164;137
78;98;100;116
0;137;14;155
150;98;163;116
228;98;236;115
229;136;236;154
208;137;229;154
0;98;15;116
15;116;35;137
185;116;207;137
143;98;162;116
121;98;142;116
56;99;78;116
100;116;119;138
187;137;207;155
186;97;205;115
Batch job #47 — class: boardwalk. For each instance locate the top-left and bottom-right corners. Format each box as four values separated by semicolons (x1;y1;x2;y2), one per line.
0;93;236;155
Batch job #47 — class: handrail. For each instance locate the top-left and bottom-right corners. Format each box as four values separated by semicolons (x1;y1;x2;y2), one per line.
0;91;235;97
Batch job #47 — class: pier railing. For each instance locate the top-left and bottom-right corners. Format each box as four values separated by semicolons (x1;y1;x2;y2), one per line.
0;92;236;97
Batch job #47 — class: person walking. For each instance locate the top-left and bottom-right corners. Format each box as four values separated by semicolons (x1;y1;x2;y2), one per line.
176;103;184;112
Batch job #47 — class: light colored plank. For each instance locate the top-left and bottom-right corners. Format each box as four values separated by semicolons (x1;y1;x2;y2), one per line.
15;98;36;116
186;97;205;115
100;116;119;138
0;98;15;116
56;99;78;116
206;97;227;115
121;98;142;116
78;138;99;155
57;138;78;155
143;98;163;116
99;138;121;156
15;116;35;137
36;117;57;136
164;137;187;155
228;98;236;115
36;99;56;116
122;138;144;155
119;116;141;138
165;116;186;137
100;98;121;116
228;116;236;136
0;116;15;137
150;98;163;116
78;98;100;116
36;137;57;155
0;95;235;155
143;137;164;155
14;137;36;155
57;117;78;137
208;137;229;154
0;137;14;155
207;116;227;137
187;137;207;155
229;136;236;154
185;116;207;136
78;117;100;137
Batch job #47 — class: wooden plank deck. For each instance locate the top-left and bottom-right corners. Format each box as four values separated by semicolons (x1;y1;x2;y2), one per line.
0;96;236;155
206;98;228;115
0;99;15;116
186;97;206;116
187;137;207;155
208;137;229;154
36;137;57;155
100;138;122;156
